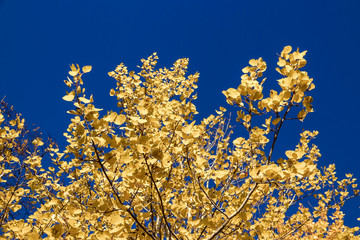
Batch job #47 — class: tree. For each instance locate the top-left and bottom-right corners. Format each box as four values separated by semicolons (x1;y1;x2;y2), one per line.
1;46;359;239
0;99;57;232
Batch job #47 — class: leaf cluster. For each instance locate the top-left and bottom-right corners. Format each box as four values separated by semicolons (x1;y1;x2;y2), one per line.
1;47;359;239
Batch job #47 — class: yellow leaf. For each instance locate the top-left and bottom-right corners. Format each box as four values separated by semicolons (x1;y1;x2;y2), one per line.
294;161;307;175
64;79;72;87
12;204;22;213
63;91;75;101
233;137;245;147
109;88;116;96
107;212;124;224
215;110;222;115
138;118;147;124
104;112;117;122
308;83;315;91
242;66;250;73
70;63;77;71
15;188;25;196
278;58;286;67
32;138;44;146
250;167;263;183
297;109;307;121
82;65;92;73
69;70;79;76
215;170;228;179
285;150;297;159
243;114;251;122
48;199;59;206
94;137;107;146
249;59;257;66
282;46;292;54
79;97;90;104
272;118;281;125
224;88;240;99
138;106;148;115
182;121;196;135
114;114;126;125
151;148;163;160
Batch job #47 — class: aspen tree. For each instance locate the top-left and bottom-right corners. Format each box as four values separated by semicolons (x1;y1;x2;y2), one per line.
1;47;359;239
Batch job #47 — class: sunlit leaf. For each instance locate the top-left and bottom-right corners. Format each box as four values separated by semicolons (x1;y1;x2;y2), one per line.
82;65;92;73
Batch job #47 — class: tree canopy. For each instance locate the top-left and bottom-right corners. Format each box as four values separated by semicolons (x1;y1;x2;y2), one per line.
1;46;359;239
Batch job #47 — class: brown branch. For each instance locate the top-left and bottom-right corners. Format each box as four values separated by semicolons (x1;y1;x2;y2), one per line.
164;119;182;153
185;157;229;219
277;214;313;240
37;200;69;239
91;140;156;239
143;154;179;240
267;104;292;164
75;100;155;239
205;183;258;240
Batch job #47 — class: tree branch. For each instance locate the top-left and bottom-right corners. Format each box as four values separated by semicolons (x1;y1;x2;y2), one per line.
143;154;179;240
205;183;258;240
91;140;156;239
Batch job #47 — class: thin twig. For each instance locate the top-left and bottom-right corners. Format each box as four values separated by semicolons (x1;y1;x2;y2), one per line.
205;183;258;240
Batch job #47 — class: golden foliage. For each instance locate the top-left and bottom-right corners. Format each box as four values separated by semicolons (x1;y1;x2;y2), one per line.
1;47;359;239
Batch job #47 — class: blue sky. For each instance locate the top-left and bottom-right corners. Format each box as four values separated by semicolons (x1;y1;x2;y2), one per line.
1;0;359;227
